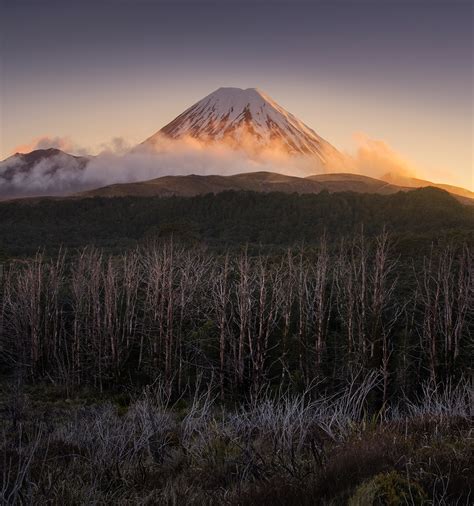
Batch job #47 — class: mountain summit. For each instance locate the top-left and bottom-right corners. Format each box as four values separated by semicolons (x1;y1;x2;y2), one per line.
141;87;341;164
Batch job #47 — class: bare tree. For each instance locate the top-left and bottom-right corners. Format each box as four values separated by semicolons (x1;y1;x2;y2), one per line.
416;244;473;382
211;254;233;400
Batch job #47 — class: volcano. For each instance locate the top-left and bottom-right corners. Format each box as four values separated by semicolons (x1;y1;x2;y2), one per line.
141;87;342;165
2;88;472;203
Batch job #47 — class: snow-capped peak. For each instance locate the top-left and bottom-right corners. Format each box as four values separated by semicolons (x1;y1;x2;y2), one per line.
142;87;341;163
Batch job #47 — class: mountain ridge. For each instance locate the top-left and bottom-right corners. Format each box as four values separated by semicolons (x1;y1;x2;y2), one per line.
1;87;472;202
381;172;474;200
74;171;474;205
0;148;90;198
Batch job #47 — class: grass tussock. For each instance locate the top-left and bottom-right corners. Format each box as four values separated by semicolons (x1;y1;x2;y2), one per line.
0;377;472;505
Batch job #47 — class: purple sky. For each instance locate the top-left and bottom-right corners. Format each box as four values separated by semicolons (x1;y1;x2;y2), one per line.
1;0;472;188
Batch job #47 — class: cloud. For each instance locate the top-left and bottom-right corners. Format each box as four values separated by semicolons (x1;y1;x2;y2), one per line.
0;151;87;197
351;133;418;178
324;132;419;180
97;137;133;156
1;132;424;197
1;135;320;197
74;136;324;194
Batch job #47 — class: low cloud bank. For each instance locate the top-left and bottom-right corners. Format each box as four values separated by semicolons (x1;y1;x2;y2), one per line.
83;136;323;187
1;133;420;197
0;151;87;197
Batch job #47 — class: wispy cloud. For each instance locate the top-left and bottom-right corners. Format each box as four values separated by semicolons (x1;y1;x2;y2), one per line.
325;132;419;180
1;133;428;198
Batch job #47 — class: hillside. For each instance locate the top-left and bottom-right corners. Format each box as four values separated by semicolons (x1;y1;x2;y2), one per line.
0;148;90;198
76;171;473;205
382;172;474;200
77;172;325;198
306;173;407;194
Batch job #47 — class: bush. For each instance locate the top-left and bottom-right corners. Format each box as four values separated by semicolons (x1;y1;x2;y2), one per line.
349;471;426;505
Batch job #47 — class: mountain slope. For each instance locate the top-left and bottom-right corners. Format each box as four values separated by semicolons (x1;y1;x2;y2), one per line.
2;88;471;203
306;173;408;194
0;148;89;197
382;172;474;201
76;171;474;205
77;172;325;198
141;87;341;164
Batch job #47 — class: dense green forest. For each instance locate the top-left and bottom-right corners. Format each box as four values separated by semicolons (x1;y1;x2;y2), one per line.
0;187;473;258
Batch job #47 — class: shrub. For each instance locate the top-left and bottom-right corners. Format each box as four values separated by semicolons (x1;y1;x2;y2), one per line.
349;471;426;506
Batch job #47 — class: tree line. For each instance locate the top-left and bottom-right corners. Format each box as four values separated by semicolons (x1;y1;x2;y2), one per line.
0;188;473;257
0;234;472;404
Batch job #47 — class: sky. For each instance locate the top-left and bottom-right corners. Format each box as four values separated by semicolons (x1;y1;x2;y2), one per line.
1;0;472;189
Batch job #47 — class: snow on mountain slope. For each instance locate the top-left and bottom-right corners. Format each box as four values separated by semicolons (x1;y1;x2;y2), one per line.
141;87;341;165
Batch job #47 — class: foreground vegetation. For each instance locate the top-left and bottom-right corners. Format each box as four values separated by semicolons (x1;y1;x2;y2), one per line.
0;190;472;504
1;377;472;504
